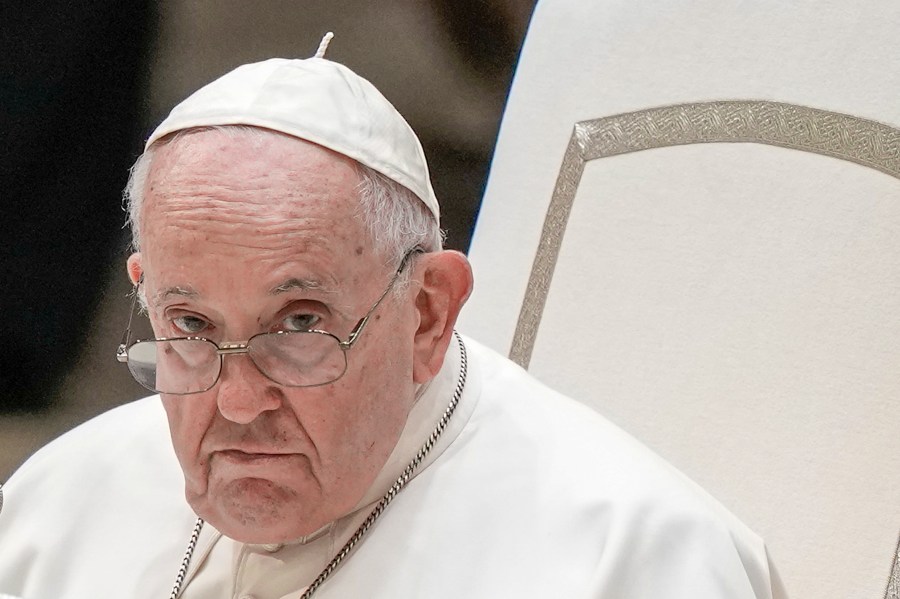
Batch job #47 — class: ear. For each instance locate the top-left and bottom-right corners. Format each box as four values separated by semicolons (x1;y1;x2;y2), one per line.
411;250;474;383
126;252;143;286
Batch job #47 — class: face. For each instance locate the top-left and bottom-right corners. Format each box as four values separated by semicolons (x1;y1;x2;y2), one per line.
130;130;423;543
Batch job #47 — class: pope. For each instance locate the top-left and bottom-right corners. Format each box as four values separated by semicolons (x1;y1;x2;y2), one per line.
0;36;786;598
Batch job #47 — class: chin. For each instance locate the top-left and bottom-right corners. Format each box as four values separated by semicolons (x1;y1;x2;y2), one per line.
194;478;329;543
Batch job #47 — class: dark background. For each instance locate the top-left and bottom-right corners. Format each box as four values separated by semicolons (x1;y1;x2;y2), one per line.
0;1;536;479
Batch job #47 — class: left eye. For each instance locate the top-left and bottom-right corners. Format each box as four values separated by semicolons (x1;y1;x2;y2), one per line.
281;313;321;332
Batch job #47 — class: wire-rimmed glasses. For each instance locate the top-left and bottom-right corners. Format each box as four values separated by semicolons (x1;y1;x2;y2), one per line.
116;249;422;394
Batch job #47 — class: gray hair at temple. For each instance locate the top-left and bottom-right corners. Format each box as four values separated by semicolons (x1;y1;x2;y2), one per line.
123;125;444;268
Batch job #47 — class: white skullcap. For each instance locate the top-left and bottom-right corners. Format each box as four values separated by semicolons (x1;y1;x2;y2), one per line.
146;57;440;221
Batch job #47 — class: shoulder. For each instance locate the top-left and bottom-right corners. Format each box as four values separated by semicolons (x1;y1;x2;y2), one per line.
442;336;778;597
4;396;179;501
462;335;686;480
0;396;193;599
461;335;750;523
5;395;176;489
16;395;170;464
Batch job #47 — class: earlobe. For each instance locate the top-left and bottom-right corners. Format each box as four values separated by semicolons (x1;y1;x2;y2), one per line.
126;253;143;286
411;251;474;383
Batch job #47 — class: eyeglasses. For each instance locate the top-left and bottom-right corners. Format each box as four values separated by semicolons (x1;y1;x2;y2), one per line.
116;249;422;395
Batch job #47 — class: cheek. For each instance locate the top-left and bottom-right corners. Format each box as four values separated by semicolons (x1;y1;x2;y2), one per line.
162;394;215;476
338;352;415;445
293;354;407;451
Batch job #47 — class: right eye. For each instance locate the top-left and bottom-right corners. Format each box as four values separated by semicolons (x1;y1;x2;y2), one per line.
172;315;209;335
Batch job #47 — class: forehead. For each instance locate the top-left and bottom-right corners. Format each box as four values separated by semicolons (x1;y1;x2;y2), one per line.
139;129;376;292
145;128;362;220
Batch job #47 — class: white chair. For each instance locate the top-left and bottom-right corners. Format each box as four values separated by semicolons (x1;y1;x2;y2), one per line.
458;1;900;597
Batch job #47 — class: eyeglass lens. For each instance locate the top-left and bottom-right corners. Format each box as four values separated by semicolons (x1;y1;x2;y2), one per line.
126;332;349;394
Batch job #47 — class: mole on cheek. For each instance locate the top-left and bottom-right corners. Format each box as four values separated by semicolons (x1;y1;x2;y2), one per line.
354;246;363;256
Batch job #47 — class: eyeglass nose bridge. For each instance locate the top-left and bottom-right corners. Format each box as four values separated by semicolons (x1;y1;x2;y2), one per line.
211;340;272;387
215;342;259;376
217;342;251;356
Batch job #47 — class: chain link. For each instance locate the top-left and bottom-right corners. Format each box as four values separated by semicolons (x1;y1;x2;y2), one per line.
169;516;205;598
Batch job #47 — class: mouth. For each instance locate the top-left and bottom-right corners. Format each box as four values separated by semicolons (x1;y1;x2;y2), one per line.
206;449;320;495
216;449;298;465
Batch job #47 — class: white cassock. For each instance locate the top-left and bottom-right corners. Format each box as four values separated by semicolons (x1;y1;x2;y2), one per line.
0;335;786;598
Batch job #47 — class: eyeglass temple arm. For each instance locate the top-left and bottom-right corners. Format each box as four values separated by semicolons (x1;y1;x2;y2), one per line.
116;277;143;362
343;248;424;349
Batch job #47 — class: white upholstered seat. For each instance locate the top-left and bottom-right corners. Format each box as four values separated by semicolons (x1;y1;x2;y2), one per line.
458;2;900;597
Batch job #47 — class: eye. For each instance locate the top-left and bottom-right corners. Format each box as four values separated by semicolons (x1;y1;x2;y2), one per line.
172;314;210;335
281;313;321;332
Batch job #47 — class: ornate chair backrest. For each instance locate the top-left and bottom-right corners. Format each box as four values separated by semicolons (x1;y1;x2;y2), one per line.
458;2;900;597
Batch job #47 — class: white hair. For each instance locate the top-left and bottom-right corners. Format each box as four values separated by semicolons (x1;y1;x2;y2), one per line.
123;126;443;270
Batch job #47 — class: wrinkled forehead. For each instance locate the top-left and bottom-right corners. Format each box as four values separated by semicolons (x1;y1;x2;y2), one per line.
144;127;364;220
138;128;375;266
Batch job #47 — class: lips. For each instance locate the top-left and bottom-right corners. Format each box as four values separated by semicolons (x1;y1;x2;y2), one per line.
221;448;291;456
216;449;298;465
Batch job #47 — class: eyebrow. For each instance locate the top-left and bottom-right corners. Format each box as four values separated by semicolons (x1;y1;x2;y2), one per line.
148;278;330;306
151;286;199;306
270;278;326;295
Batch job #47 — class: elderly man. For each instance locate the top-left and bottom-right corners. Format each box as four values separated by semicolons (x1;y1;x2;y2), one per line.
0;47;785;598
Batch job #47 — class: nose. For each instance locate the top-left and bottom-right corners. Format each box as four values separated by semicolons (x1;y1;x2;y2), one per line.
214;353;283;424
